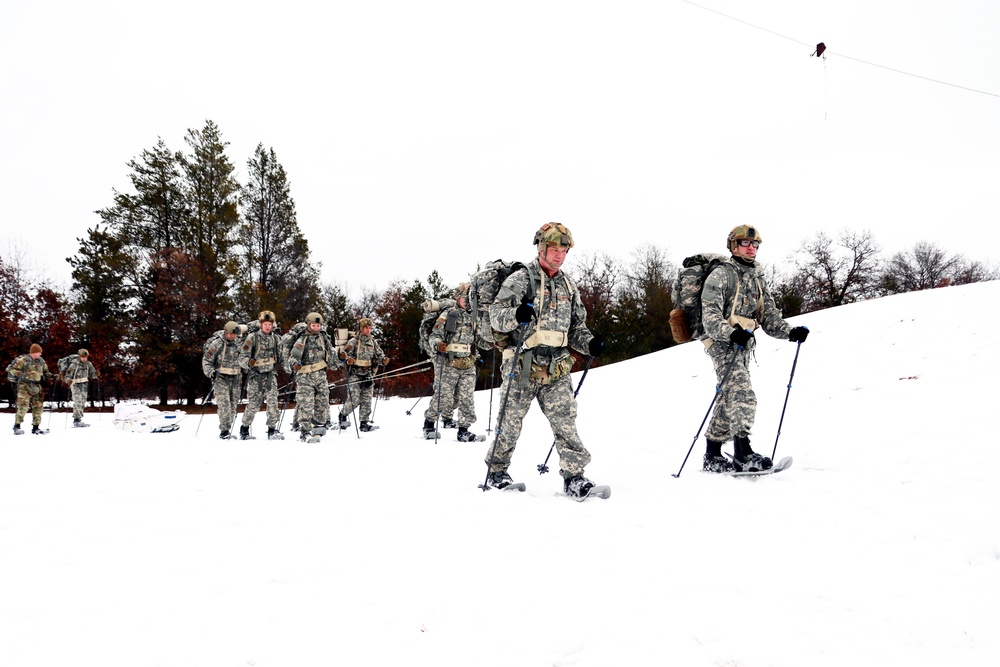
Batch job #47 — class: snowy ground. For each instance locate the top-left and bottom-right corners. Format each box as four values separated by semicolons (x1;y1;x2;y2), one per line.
2;281;999;667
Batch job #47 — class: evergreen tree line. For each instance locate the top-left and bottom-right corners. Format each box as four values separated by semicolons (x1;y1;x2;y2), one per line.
2;121;996;407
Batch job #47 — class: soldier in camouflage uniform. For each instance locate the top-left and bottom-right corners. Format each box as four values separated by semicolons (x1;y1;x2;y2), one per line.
8;343;55;434
202;321;244;440
487;223;605;498
238;310;282;440
422;283;480;442
62;349;99;427
700;225;810;473
288;312;336;440
338;317;388;432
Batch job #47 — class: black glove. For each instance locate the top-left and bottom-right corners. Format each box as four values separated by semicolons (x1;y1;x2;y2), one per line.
588;334;605;357
515;302;535;324
789;326;809;343
729;325;754;348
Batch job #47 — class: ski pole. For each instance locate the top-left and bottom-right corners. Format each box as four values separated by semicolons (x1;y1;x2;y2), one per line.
537;355;595;474
479;321;529;491
45;377;58;430
195;382;216;436
672;348;742;479
432;353;445;443
405;380;434;415
771;342;803;461
486;347;496;434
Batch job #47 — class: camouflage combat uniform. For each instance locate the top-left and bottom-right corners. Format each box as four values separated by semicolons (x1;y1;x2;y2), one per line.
9;354;54;427
239;327;280;431
700;257;792;442
289;328;335;433
202;333;243;434
423;303;478;428
63;355;98;421
339;333;386;425
488;258;594;480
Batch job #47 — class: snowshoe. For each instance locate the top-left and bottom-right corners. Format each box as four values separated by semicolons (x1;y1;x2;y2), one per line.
31;425;48;435
563;474;595;499
239;426;255;441
359;421;378;432
733;452;773;473
487;470;515;489
267;427;284;441
422;418;439;440
703;453;734;474
13;424;24;435
72;419;90;428
457;427;484;443
219;430;232;440
337;414;351;430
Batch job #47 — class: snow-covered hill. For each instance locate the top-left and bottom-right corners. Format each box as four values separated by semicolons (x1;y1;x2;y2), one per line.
2;281;999;666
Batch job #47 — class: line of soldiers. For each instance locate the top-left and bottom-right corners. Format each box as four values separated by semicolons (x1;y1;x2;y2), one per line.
6;346;99;435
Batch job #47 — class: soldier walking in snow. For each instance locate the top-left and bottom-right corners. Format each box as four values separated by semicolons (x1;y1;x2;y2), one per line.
337;317;388;432
202;321;244;440
238;310;283;440
422;283;481;442
61;349;99;427
8;343;55;435
700;225;809;473
487;222;604;498
288;312;336;440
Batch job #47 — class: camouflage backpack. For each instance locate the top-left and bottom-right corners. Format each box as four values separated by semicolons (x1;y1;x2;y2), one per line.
468;260;542;350
5;355;26;384
669;253;731;343
418;298;455;357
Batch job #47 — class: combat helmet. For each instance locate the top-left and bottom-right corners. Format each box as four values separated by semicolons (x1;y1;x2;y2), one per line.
727;225;763;254
305;312;324;325
224;321;240;335
358;317;373;329
258;310;276;323
533;222;574;250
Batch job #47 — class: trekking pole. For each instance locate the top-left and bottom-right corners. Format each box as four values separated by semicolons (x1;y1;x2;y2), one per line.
771;342;803;461
672;348;742;478
537;355;595;474
195;382;216;437
486;347;497;434
432;353;445;443
46;377;58;430
371;364;384;421
276;372;296;432
479;322;529;491
405;380;434;415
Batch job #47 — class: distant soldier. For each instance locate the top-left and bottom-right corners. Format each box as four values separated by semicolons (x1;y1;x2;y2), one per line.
337;317;388;432
287;312;337;441
61;349;99;427
238;310;283;440
202;321;244;440
422;283;481;442
7;343;55;435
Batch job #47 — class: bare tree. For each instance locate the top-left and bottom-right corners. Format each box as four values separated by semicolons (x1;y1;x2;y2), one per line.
791;230;881;312
880;241;999;294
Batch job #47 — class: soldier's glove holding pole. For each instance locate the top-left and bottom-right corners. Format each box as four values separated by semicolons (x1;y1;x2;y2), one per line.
729;325;754;349
788;326;809;343
515;300;535;324
588;334;605;357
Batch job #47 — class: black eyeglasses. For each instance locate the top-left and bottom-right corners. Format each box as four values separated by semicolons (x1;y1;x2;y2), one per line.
737;240;761;249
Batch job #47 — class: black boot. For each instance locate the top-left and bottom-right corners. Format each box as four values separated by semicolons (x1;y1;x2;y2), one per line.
733;435;772;472
13;423;23;435
457;426;479;442
422;419;436;439
703;438;732;473
338;413;349;430
240;425;251;440
220;430;231;440
31;424;44;435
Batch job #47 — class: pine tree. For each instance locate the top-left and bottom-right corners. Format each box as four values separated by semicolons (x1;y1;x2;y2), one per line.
236;144;321;323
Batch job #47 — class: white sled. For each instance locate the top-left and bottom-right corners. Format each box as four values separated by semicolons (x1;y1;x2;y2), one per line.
113;403;187;433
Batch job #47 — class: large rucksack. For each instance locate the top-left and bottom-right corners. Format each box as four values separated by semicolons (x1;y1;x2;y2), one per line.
418;298;455;357
5;355;26;384
468;260;549;350
669;253;730;343
58;354;76;374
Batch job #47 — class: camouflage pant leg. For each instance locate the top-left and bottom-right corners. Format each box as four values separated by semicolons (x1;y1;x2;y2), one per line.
343;374;373;422
215;375;242;432
452;366;477;428
242;371;279;429
71;382;89;420
296;370;329;432
424;359;457;423
16;383;44;425
535;374;591;477
705;344;757;442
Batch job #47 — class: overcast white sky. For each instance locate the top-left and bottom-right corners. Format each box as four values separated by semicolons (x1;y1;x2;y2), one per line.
2;1;998;299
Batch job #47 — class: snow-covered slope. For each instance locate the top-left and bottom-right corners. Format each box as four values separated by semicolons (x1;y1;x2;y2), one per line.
2;281;999;666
